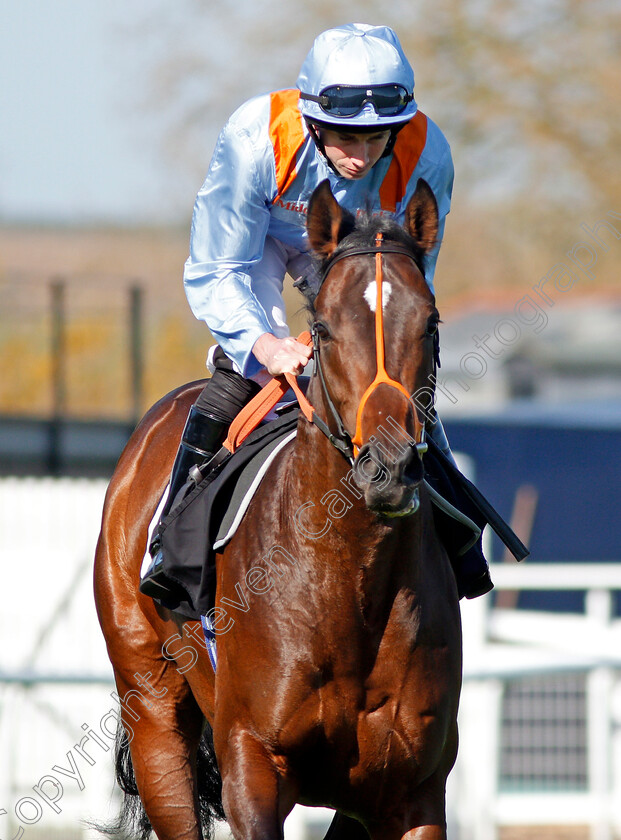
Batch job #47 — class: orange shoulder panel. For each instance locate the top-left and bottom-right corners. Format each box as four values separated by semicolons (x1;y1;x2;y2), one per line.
269;89;307;201
379;111;428;213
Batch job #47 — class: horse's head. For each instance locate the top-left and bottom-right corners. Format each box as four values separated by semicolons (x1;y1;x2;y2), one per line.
305;179;440;516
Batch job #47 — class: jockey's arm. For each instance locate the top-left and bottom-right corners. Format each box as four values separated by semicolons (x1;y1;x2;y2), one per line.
184;102;299;378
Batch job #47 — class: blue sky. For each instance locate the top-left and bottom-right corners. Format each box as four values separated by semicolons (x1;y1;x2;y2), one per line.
1;0;178;225
0;1;436;227
2;1;609;227
0;0;330;227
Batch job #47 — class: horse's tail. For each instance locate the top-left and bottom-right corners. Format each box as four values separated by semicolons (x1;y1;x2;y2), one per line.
94;718;225;839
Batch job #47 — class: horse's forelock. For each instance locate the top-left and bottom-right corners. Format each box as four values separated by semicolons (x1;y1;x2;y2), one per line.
308;213;427;310
343;214;423;257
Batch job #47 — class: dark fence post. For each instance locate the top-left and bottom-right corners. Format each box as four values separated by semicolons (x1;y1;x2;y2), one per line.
49;279;67;475
129;284;144;427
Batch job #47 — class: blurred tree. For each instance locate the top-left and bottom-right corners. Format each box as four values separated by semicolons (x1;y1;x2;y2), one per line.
410;0;621;221
406;0;621;294
135;0;620;219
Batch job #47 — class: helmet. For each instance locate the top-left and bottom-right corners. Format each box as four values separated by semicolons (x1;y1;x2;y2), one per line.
297;23;417;129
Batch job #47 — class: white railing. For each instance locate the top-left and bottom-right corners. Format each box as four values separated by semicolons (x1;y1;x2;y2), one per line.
0;477;115;840
453;562;621;840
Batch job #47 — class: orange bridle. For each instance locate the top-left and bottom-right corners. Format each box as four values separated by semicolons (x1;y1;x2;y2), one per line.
350;233;423;455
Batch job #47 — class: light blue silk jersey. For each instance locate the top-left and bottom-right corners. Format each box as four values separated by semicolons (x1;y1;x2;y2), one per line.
184;92;453;376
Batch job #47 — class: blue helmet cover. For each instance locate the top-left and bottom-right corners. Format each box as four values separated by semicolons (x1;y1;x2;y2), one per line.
296;23;417;128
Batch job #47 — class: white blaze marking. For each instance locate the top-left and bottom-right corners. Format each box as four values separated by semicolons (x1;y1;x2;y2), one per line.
364;281;392;312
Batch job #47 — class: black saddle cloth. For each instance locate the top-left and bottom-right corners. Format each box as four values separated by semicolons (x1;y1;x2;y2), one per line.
155;408;299;620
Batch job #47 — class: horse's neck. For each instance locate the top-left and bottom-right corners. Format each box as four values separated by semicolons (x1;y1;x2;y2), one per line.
283;419;426;636
287;418;420;570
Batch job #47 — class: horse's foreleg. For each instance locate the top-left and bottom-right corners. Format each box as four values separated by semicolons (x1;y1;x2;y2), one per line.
399;826;445;840
366;808;447;840
368;795;447;840
367;741;456;840
219;728;295;840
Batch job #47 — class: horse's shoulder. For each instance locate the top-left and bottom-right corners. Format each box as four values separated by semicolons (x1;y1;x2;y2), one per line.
147;379;209;419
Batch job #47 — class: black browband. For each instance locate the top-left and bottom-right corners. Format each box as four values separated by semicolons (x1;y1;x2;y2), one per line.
320;242;420;283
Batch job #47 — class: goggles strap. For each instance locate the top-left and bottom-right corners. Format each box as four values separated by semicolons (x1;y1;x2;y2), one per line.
306;122;341;177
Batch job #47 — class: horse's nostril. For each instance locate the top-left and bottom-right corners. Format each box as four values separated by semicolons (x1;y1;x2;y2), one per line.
353;443;391;492
403;448;424;485
353;439;423;513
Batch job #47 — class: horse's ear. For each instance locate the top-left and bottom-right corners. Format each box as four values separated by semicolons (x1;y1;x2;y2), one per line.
307;180;354;258
404;179;439;255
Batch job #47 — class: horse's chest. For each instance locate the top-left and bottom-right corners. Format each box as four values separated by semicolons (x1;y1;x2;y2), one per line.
287;663;455;810
280;620;459;791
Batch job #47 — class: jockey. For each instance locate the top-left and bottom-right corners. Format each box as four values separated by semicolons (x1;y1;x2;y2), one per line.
140;23;494;602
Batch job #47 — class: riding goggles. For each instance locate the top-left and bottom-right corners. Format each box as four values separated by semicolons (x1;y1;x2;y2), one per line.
300;84;414;118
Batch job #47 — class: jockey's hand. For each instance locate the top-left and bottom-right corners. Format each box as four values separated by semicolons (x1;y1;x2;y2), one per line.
252;333;312;376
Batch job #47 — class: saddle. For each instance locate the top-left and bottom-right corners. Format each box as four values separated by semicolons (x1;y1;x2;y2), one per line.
153;408;300;620
151;411;503;618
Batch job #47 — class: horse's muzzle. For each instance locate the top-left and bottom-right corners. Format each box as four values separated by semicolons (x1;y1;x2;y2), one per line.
353;438;424;516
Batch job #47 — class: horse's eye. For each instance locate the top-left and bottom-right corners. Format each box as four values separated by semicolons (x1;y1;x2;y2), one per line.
426;318;439;337
313;321;332;341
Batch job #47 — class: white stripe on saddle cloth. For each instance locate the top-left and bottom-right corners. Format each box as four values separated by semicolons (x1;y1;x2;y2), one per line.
140;428;298;577
140;489;169;578
213;429;297;550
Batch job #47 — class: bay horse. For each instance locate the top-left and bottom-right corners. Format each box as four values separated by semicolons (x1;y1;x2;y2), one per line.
94;178;462;840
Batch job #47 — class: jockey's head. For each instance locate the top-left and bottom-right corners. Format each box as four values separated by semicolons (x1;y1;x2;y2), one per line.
297;24;417;175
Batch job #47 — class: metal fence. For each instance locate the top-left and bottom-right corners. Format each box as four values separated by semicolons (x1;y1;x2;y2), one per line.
0;277;146;422
499;673;589;793
0;274;213;477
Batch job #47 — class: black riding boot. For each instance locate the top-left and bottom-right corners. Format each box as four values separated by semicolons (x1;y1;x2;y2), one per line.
138;406;229;600
426;415;494;600
168;406;230;514
139;350;261;601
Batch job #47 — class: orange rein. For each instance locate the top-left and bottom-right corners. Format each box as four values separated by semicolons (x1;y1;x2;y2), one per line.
350;233;423;456
222;332;314;454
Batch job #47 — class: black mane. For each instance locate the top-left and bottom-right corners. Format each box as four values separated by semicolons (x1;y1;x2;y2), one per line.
330;212;426;273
